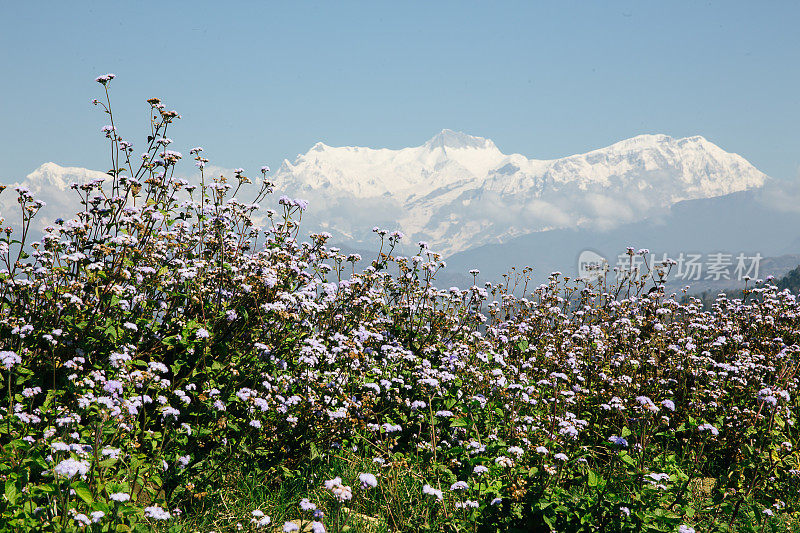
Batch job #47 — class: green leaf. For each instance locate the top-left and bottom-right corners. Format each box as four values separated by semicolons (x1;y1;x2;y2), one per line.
310;442;321;461
588;470;599;487
92;501;111;514
450;417;469;428
74;481;94;504
104;324;119;341
5;479;18;505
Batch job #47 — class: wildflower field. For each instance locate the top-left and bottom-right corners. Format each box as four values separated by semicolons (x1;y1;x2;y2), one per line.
2;76;800;532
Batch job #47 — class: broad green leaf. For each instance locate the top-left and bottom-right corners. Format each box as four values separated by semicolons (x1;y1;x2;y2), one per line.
450;417;469;428
5;479;18;505
310;442;321;461
74;481;94;504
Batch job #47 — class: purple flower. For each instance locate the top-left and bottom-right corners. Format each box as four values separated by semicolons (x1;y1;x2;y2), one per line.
646;472;670;483
455;500;479;509
299;498;316;511
609;435;629;447
697;423;719;436
422;484;443;500
0;351;21;369
324;477;352;501
95;73;116;84
251;510;272;528
358;473;378;489
104;380;123;395
54;458;90;479
450;481;469;491
144;506;171;520
495;456;514;467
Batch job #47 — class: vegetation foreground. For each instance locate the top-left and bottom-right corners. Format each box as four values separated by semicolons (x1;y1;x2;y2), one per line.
2;76;800;532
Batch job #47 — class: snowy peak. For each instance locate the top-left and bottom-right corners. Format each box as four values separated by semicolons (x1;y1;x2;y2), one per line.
25;162;108;191
423;129;496;151
559;134;724;162
280;132;766;200
572;134;728;160
277;130;506;199
0;163;111;233
273;132;769;255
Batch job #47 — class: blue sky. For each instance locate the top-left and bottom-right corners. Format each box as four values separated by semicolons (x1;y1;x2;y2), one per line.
1;1;798;181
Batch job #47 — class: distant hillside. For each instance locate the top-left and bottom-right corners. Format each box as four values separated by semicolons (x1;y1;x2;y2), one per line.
686;262;800;309
443;189;800;288
777;264;800;293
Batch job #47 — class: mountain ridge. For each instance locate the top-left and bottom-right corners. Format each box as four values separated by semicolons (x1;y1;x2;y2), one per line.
273;131;768;254
1;132;771;257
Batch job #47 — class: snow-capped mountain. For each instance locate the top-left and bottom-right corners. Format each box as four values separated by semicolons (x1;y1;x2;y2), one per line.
22;162;109;192
273;130;768;255
0;132;770;257
0;163;109;232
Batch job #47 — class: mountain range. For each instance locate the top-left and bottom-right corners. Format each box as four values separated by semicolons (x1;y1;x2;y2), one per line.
273;130;768;256
2;131;799;290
